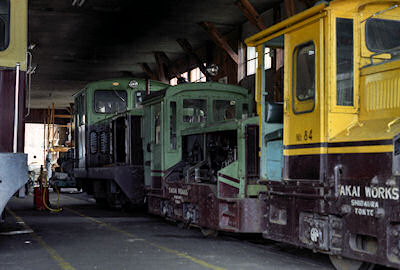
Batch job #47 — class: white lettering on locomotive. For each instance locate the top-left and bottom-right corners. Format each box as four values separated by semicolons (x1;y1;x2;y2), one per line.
351;199;379;208
339;185;360;197
364;186;399;200
354;208;374;216
339;185;399;201
177;188;188;196
168;187;177;194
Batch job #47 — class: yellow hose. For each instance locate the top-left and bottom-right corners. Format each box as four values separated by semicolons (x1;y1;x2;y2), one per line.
40;171;62;212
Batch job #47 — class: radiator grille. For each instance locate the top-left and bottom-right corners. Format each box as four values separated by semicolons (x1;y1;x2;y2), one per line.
365;78;400;112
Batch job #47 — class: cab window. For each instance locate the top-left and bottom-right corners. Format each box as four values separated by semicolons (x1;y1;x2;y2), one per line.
134;91;146;108
336;18;354;106
293;42;315;113
366;18;400;52
183;99;207;123
0;0;10;51
213;100;236;121
154;104;161;144
170;101;177;149
94;90;127;113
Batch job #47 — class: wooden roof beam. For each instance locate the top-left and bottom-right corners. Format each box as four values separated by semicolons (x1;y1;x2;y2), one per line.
153;52;170;83
140;62;158;80
285;0;297;17
176;38;212;81
234;0;266;30
199;22;238;64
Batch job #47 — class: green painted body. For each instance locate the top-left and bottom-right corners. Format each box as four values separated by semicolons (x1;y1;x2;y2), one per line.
74;78;167;127
217;116;267;198
142;82;265;199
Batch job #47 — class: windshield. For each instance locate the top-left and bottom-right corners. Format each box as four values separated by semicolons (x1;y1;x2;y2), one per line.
94;90;127;113
183;99;207;123
366;18;400;52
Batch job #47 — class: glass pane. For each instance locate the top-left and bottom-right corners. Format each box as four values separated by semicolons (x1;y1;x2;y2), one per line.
170;78;178;86
134;91;146;108
0;0;9;51
170;102;177;149
366;18;400;52
154;104;161;144
296;43;315;101
247;59;257;76
213;100;236;121
183;99;207;123
243;103;249;116
264;47;272;70
337;18;354;106
247;47;258;76
94;90;127;113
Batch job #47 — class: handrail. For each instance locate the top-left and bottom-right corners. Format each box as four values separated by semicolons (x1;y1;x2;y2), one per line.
387;117;400;132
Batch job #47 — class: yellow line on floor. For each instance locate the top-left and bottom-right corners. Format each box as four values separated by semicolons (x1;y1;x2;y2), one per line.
6;207;76;270
65;207;227;270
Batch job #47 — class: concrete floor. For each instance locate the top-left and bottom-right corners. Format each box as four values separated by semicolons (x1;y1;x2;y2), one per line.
0;191;387;270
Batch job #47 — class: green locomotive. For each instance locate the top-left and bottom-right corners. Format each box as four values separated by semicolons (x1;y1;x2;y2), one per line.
142;82;267;233
73;78;167;207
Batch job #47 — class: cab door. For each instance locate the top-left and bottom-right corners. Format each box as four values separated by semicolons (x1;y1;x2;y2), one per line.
283;18;325;180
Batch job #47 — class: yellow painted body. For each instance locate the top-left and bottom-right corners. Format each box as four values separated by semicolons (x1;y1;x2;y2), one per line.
246;0;400;157
0;0;27;71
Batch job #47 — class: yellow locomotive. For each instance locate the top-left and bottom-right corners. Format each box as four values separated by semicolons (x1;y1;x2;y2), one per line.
246;0;400;268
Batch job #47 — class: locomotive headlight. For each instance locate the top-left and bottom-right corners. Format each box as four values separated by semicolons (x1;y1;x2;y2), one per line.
206;64;219;76
129;80;138;89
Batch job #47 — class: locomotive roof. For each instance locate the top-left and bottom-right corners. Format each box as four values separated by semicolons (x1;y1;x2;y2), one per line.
142;82;249;104
73;77;168;97
245;0;398;47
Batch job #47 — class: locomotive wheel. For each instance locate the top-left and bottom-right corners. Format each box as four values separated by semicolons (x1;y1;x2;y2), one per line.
200;228;218;238
329;255;375;270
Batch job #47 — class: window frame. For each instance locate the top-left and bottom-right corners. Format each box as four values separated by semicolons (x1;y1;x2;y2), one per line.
292;41;316;115
169;100;177;150
330;13;359;113
336;17;354;107
0;0;10;52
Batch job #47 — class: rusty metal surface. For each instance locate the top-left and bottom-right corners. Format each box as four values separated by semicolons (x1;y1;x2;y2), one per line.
148;181;266;233
263;150;400;268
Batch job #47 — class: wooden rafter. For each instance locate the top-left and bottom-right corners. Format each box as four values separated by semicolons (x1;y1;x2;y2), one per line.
234;0;266;30
154;52;170;83
284;0;296;17
140;62;157;80
199;22;239;64
176;38;211;81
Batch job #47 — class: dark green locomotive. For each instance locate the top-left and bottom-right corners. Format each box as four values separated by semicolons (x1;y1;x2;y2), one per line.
73;78;167;207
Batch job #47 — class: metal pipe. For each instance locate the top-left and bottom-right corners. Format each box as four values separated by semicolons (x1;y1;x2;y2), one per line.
25;52;33;117
13;63;20;153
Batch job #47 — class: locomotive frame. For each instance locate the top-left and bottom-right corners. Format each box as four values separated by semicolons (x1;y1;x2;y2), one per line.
246;0;400;268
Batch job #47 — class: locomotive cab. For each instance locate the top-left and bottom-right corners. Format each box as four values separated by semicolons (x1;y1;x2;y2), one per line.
246;0;400;268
